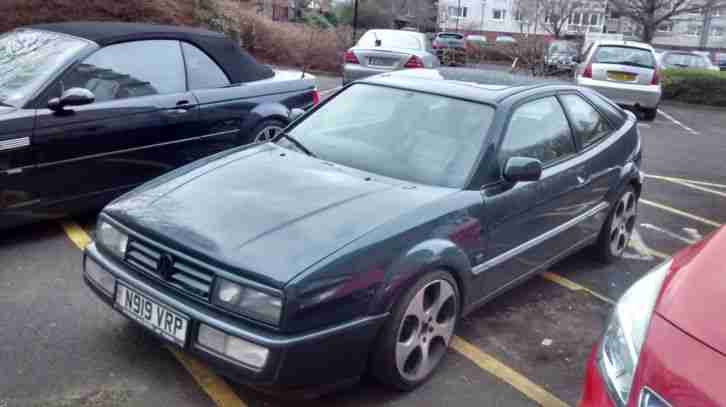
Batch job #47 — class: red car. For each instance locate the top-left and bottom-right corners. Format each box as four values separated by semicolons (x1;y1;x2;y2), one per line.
581;226;726;407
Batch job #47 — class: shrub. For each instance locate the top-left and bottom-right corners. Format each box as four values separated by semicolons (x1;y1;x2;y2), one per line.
661;69;726;107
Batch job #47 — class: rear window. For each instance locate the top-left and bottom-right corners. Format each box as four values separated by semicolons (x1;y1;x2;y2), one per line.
593;46;655;69
439;33;464;39
358;31;423;50
663;53;712;68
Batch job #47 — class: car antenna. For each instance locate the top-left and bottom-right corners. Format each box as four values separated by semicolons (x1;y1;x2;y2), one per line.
301;27;316;79
373;31;381;47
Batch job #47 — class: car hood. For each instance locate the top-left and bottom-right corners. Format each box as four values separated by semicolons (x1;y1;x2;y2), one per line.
656;226;726;355
106;144;455;288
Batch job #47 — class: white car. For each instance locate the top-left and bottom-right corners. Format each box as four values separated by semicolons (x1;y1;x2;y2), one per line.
658;50;720;71
575;40;661;121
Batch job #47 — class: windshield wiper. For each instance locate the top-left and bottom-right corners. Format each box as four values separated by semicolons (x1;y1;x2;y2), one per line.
277;132;317;158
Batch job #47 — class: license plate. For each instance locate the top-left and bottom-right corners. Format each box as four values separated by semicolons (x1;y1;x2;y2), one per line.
116;284;189;346
608;72;636;81
369;57;395;66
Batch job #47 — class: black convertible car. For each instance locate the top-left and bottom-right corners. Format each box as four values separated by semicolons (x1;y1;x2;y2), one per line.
84;69;643;395
0;22;317;229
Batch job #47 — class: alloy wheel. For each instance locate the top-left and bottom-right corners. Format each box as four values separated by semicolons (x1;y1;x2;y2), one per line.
254;125;283;143
609;191;638;257
395;279;457;382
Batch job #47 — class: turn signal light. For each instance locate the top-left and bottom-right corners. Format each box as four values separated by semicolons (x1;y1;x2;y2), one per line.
404;55;424;68
344;50;359;64
651;70;660;85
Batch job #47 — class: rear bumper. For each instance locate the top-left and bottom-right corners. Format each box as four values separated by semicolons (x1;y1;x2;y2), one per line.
576;77;661;109
83;243;387;396
343;64;395;84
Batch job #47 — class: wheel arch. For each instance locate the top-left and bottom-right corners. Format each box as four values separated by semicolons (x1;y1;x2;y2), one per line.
240;102;292;138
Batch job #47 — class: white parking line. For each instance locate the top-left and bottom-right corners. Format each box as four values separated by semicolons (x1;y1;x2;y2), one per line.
640;223;698;245
644;174;726;196
657;108;700;135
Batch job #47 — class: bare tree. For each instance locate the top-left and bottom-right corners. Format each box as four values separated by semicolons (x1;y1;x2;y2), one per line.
538;0;584;38
609;0;726;43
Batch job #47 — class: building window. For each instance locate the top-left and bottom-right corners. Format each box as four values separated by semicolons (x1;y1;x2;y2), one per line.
492;8;506;20
514;8;524;21
686;24;703;36
569;12;582;25
657;22;673;32
448;6;468;18
589;13;599;26
713;26;725;37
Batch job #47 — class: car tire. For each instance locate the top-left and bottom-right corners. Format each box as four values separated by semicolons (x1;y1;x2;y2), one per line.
371;270;460;391
245;118;287;144
594;186;638;264
642;108;657;121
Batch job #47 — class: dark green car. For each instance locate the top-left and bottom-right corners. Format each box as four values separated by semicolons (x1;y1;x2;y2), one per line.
84;68;643;396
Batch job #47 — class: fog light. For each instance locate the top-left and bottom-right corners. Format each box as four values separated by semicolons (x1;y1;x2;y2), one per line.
85;257;116;296
197;324;269;369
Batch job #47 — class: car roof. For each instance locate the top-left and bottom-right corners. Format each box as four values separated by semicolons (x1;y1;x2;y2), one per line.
593;40;655;51
23;21;273;83
360;68;574;104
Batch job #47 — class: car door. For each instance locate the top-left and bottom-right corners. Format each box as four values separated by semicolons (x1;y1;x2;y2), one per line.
0;109;41;229
476;96;594;297
31;40;199;212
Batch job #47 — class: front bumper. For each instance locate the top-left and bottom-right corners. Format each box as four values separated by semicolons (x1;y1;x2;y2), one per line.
83;243;387;396
579;343;616;407
576;77;661;109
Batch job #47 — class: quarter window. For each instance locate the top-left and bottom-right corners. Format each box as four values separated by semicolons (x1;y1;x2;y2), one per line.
60;40;186;103
182;42;230;90
500;97;575;165
561;94;611;147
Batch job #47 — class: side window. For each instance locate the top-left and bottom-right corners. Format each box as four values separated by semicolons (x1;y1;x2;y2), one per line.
181;42;230;90
561;94;611;147
500;97;575;166
60;40;185;103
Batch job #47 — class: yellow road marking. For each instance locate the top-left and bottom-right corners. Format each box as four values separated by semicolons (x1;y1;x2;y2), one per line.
60;220;92;249
541;272;615;305
640;199;722;228
644;173;726;190
59;220;247;407
451;336;570;407
169;347;246;407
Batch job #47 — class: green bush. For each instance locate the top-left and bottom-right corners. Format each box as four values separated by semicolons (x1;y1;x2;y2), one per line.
661;69;726;107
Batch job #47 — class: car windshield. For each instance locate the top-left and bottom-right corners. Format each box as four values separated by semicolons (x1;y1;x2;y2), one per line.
286;84;495;188
593;46;655;69
663;53;713;68
358;31;423;50
0;30;88;107
549;41;577;55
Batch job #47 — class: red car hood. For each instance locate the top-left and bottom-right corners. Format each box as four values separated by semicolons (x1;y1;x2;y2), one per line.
656;226;726;356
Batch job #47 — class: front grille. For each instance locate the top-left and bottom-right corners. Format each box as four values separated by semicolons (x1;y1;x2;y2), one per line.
124;239;215;299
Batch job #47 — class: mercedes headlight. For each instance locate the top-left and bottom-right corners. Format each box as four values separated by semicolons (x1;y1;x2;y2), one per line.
213;278;282;325
599;260;672;407
97;220;128;259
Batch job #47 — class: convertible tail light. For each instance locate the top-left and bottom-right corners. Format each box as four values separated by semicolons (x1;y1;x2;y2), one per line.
651;70;660;85
344;50;359;64
582;63;593;78
404;55;424;68
311;89;320;106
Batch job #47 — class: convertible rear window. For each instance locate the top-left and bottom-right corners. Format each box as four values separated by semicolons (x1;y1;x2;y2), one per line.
593;46;655;69
287;84;494;188
358;31;423;50
439;33;464;39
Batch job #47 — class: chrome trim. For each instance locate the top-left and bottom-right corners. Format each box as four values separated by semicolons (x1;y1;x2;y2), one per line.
639;387;672;407
472;202;609;274
0;137;30;151
1;129;238;175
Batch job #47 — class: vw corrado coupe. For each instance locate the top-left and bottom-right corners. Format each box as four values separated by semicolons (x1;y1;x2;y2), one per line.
84;69;643;395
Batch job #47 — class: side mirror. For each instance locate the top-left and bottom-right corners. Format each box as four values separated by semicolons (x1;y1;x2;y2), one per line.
289;108;305;122
48;88;95;111
503;157;542;183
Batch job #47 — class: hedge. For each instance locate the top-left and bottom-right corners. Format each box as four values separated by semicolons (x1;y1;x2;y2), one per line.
661;68;726;107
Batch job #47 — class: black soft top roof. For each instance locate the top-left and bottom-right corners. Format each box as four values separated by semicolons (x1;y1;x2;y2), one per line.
27;21;273;83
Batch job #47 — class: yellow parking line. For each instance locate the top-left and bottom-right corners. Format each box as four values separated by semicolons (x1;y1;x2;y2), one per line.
541;272;615;305
59;220;247;407
640;199;722;228
451;336;570;407
169;347;247;407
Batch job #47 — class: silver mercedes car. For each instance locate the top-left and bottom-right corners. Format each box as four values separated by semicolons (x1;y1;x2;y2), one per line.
575;40;661;121
343;29;440;85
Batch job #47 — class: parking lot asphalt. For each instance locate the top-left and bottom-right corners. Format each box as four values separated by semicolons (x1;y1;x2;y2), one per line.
1;83;724;406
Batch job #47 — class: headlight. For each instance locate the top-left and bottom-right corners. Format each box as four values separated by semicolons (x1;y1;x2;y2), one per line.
213;278;282;325
97;220;128;258
599;260;672;407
